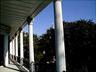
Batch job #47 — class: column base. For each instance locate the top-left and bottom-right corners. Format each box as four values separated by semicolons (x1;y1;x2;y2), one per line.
20;58;23;65
29;62;35;72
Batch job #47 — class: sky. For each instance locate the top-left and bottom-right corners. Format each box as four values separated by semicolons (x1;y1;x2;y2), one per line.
24;0;96;36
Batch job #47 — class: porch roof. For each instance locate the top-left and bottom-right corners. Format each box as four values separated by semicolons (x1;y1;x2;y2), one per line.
0;0;51;37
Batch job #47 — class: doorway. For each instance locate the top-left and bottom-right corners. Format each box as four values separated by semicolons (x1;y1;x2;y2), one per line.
0;34;4;66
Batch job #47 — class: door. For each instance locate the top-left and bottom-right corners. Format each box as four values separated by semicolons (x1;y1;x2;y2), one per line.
0;34;4;66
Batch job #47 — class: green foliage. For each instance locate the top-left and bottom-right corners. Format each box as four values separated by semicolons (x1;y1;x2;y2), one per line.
64;19;96;72
34;27;55;63
23;19;96;72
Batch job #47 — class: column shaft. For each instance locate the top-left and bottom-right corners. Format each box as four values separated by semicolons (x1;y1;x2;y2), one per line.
12;38;15;60
53;0;66;72
10;40;12;59
28;20;34;72
11;39;13;59
15;34;18;61
20;30;24;65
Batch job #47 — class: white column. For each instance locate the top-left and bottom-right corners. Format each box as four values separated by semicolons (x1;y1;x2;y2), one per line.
10;40;12;59
4;34;9;66
12;38;15;60
28;19;35;72
20;30;24;65
11;39;13;59
14;37;16;60
15;34;18;61
53;0;66;72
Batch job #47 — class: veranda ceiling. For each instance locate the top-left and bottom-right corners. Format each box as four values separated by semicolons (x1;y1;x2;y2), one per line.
0;0;51;36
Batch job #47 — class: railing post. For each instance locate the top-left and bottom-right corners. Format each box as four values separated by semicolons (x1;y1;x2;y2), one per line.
53;0;66;72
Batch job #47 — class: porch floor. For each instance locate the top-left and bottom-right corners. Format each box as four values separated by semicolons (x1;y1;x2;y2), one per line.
0;66;19;72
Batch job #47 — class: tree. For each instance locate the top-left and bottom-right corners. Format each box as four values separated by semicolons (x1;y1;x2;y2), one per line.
23;19;96;72
64;19;96;72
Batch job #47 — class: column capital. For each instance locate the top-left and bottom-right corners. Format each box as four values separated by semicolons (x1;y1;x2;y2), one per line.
27;16;34;24
19;27;23;32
